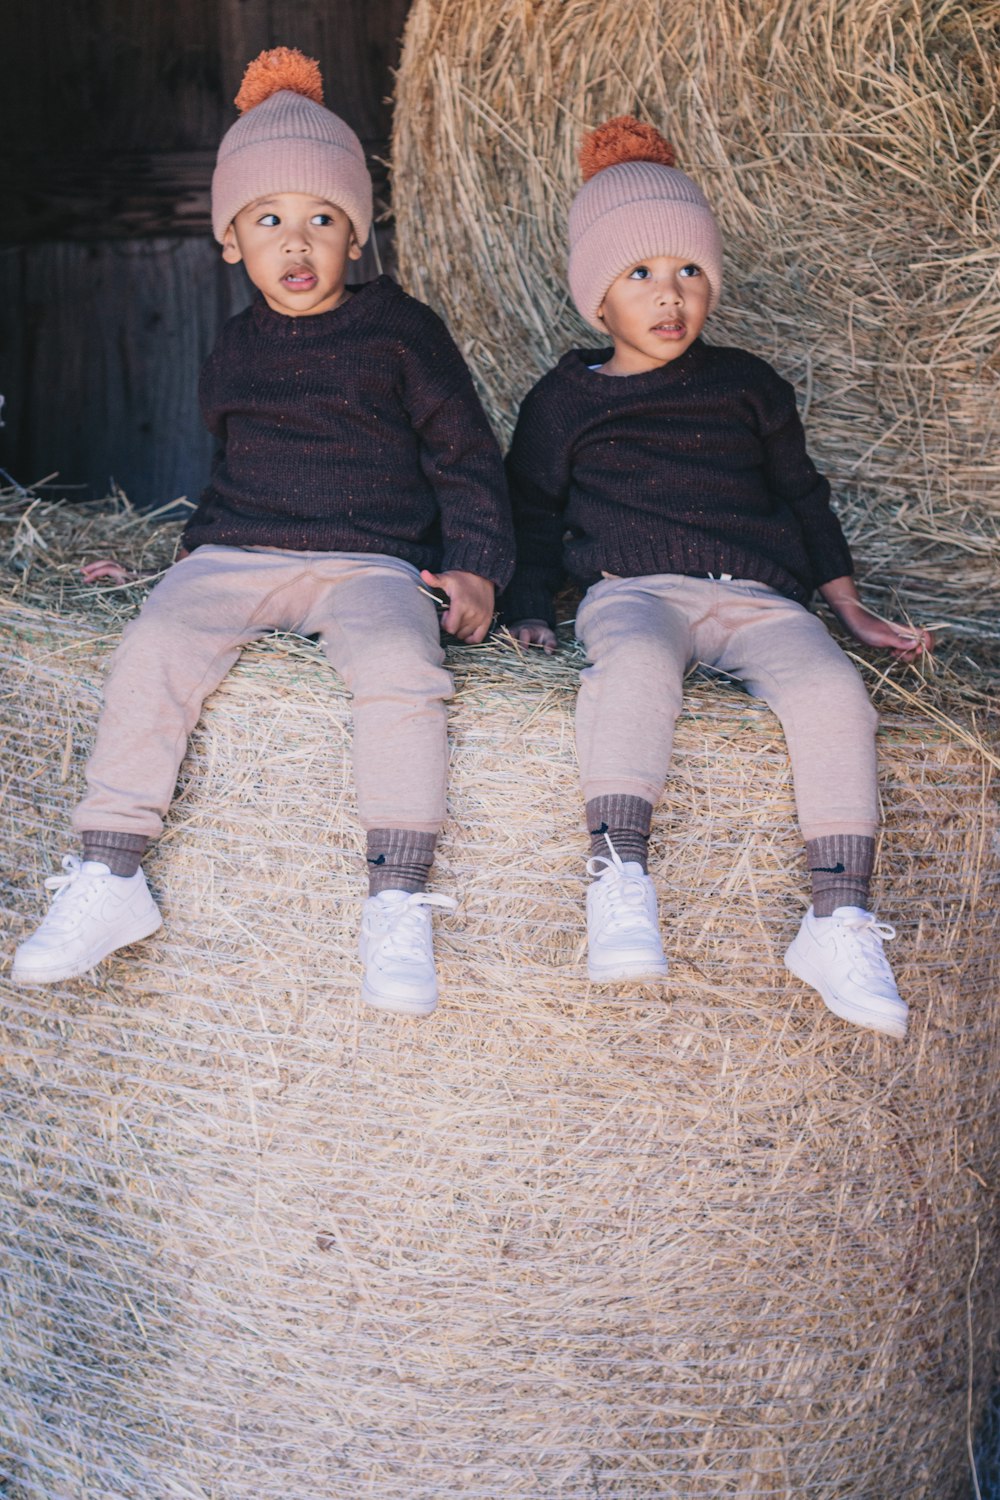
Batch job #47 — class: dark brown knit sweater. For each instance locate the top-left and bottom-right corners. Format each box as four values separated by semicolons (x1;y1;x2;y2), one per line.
182;277;514;587
502;340;854;625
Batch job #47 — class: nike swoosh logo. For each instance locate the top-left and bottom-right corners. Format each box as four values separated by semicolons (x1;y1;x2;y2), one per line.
367;854;386;866
810;863;846;874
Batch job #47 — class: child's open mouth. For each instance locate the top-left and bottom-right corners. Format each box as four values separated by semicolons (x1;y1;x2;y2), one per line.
651;321;686;338
282;268;317;290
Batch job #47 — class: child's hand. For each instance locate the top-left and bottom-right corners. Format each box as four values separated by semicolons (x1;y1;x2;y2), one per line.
80;558;135;586
820;579;934;661
840;603;934;660
81;547;189;588
420;569;495;643
508;619;558;655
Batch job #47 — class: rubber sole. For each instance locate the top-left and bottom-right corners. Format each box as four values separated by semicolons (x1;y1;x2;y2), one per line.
12;908;163;988
360;981;438;1018
588;958;669;985
784;946;908;1040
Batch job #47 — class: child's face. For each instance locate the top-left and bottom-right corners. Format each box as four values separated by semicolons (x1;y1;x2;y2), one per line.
222;192;363;317
597;256;710;375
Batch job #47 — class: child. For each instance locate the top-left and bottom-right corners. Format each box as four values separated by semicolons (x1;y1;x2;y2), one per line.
13;48;514;1017
504;118;932;1039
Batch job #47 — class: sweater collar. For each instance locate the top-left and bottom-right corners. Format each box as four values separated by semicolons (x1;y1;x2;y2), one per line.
563;337;712;389
249;275;396;339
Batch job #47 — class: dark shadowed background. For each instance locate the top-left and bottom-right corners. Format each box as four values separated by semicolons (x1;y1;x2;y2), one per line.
0;0;409;511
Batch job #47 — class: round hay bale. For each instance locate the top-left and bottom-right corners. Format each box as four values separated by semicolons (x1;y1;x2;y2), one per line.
392;0;1000;642
2;518;1000;1496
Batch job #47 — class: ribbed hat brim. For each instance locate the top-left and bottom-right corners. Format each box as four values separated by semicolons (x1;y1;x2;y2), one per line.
567;163;723;327
211;91;373;244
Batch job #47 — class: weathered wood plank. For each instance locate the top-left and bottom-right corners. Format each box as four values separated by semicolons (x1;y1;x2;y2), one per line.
1;0;409;153
0;231;392;509
0;241;249;508
1;149;390;243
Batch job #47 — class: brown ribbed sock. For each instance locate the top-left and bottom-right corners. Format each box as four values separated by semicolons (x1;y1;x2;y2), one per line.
806;834;875;917
586;795;654;872
366;829;437;896
81;830;149;877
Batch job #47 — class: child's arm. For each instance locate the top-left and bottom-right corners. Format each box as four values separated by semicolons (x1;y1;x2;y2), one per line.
757;368;932;659
401;305;515;629
410;379;511;639
500;387;573;645
820;576;934;661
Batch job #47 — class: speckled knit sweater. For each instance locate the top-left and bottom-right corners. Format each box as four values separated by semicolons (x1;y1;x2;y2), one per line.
182;276;514;587
503;339;853;625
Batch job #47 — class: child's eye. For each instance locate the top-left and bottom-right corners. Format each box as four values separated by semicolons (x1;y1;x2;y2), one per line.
310;213;334;226
679;264;702;277
258;213;280;227
627;266;651;280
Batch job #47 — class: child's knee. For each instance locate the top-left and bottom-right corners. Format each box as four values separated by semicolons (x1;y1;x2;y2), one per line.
341;632;452;702
822;656;878;732
583;627;685;699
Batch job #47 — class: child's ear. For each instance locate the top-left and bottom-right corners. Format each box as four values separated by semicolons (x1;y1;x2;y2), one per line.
221;225;243;265
348;230;363;263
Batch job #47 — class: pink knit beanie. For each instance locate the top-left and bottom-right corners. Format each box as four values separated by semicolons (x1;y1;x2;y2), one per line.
567;117;723;329
211;48;373;245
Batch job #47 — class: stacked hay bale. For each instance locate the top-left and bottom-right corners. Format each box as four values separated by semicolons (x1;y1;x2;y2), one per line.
393;0;1000;654
1;496;999;1496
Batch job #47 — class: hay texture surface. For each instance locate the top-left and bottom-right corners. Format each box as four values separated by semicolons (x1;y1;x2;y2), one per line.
393;0;1000;663
2;501;1000;1497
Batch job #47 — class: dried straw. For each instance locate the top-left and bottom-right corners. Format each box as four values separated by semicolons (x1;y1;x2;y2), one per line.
392;0;1000;666
2;497;999;1496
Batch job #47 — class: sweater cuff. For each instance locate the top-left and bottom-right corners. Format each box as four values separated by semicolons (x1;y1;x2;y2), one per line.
809;544;855;590
499;576;557;630
440;540;515;591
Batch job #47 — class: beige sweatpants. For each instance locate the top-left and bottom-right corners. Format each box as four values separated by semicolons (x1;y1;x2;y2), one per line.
72;547;452;839
574;574;878;841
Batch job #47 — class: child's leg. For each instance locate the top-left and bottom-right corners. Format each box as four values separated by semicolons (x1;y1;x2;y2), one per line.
305;555;455;1016
15;547;289;985
575;575;693;869
71;546;285;851
712;587;905;1037
304;555;453;894
712;588;878;912
574;577;692;982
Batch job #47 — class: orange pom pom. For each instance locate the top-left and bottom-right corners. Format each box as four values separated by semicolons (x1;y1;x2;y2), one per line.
235;47;324;114
579;116;676;182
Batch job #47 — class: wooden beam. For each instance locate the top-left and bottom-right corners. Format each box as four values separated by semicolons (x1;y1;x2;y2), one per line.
1;149;391;244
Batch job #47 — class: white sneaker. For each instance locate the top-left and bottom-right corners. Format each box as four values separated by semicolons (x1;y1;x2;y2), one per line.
359;889;458;1017
586;844;669;984
784;905;908;1039
12;856;163;986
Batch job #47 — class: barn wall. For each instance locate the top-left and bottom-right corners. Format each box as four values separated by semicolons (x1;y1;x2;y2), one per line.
0;0;410;509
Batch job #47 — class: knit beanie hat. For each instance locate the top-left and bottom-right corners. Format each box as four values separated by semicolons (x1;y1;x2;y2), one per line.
211;47;373;246
567;117;723;329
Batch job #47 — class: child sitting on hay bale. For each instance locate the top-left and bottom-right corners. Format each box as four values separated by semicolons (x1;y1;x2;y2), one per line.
504;117;932;1039
12;48;514;1016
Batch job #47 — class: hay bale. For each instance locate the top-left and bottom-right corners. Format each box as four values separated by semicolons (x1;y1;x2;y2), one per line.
2;504;1000;1496
392;0;1000;651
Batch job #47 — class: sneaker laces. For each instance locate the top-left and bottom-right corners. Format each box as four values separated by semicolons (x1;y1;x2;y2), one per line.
39;855;106;930
586;838;652;936
374;892;458;964
835;912;897;980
